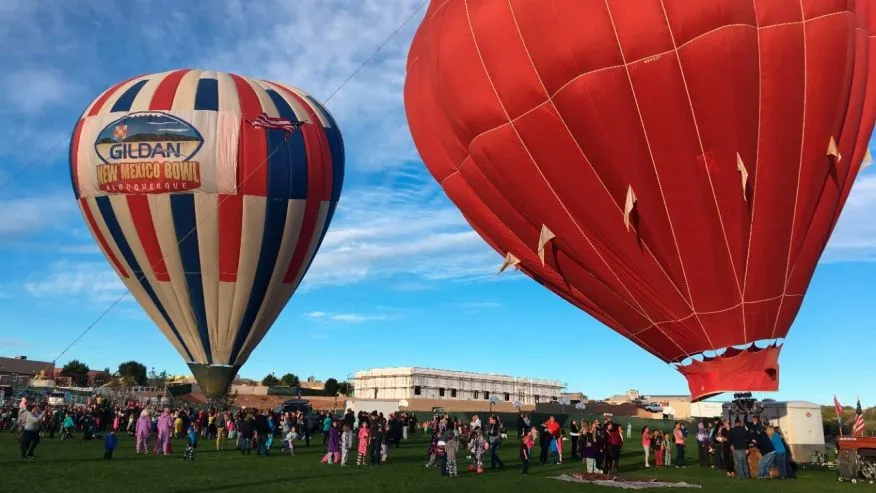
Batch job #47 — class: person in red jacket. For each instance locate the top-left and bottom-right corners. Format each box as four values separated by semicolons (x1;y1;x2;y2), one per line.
543;416;563;464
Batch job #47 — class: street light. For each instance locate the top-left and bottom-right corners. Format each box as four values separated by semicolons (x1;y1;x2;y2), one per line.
558;397;570;416
488;395;500;415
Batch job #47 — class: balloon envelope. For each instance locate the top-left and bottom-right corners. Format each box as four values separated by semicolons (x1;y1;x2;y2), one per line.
70;69;344;398
404;1;875;400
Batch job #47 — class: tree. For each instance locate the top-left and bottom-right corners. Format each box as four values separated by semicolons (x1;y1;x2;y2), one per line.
261;373;280;387
61;360;90;386
324;378;339;396
117;361;148;386
147;367;169;389
280;373;300;387
337;381;353;396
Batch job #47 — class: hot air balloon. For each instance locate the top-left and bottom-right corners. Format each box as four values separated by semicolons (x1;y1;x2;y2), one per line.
404;1;875;400
70;69;344;400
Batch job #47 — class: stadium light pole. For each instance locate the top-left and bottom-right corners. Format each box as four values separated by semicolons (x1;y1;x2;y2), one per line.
488;395;500;416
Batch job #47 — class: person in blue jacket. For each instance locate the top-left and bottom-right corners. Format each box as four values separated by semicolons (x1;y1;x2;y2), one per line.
104;431;118;459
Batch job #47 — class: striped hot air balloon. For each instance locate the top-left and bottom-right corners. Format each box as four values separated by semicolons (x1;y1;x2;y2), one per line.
69;69;344;399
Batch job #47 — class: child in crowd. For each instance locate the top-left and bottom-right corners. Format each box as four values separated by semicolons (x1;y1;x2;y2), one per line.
184;425;198;461
356;422;370;466
580;425;596;473
468;427;486;474
62;414;75;440
104;431;118;460
425;432;440;468
663;431;673;467
520;433;533;476
437;440;448;475
340;424;351;465
284;429;298;456
322;420;340;464
549;435;560;464
654;430;665;467
380;422;390;463
446;433;459;477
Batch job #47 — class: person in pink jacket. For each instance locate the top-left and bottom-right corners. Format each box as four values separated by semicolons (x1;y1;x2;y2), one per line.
135;409;152;455
157;408;173;455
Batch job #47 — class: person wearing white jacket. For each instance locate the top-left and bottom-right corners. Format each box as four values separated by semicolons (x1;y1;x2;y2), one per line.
18;404;42;459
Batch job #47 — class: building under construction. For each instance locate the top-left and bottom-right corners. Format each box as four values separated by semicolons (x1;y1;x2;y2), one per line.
352;367;566;408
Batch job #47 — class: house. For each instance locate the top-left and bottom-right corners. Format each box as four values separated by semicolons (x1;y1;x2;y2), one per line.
0;356;54;380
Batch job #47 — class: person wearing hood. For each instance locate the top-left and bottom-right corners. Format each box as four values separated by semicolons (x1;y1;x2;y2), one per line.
157;408;173;455
135;409;152;455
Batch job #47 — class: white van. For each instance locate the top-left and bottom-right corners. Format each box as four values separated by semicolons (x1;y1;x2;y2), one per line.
47;392;66;406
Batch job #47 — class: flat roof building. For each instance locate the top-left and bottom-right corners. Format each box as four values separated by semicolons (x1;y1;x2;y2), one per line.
352;367;566;406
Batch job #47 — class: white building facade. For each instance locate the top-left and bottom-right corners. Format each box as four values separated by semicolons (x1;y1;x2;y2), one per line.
352;367;566;405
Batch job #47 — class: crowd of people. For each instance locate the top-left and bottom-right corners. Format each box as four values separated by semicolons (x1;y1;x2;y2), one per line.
2;396;797;482
634;415;796;480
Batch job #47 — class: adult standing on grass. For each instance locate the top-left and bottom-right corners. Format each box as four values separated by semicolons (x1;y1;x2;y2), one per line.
569;420;579;460
215;411;227;451
641;426;651;468
728;418;750;479
754;427;775;479
255;410;271;456
606;422;623;474
18;403;42;459
157;408;173;455
673;422;686;467
135;409;151;455
487;415;505;470
768;426;787;478
543;416;562;464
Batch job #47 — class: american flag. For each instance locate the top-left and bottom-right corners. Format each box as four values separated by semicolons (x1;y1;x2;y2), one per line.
853;397;866;436
248;113;307;139
834;395;844;421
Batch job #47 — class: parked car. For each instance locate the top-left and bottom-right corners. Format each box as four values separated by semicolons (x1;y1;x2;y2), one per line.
644;402;664;413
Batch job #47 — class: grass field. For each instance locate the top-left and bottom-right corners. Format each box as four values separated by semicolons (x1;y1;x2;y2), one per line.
0;429;850;492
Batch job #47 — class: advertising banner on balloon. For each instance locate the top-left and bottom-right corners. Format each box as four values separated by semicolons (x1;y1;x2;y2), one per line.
73;110;240;197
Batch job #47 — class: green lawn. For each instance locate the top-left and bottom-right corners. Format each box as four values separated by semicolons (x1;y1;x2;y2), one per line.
0;429;846;492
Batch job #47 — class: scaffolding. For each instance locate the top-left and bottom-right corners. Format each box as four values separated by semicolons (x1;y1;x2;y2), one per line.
352;367;567;405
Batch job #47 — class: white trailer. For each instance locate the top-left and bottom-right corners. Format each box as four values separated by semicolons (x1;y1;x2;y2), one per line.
724;400;825;462
344;399;400;417
690;401;724;419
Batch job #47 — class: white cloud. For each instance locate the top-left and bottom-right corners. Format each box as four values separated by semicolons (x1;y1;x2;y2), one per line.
306;311;391;324
23;261;127;304
461;301;502;309
195;0;425;171
0;338;25;347
823;171;876;262
302;167;502;288
0;194;76;237
0;68;82;114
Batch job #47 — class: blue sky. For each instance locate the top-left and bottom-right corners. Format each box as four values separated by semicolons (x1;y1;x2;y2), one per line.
0;1;873;406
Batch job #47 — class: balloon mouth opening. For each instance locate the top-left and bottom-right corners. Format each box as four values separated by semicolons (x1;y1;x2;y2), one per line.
187;363;240;401
675;342;782;402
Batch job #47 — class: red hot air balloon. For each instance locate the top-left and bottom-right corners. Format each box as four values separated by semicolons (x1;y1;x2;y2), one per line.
404;1;875;400
70;70;344;400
